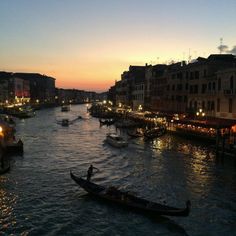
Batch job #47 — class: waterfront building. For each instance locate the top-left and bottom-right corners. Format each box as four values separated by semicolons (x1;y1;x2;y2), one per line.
107;85;116;106
0;72;10;106
55;88;99;105
0;72;30;105
115;66;146;111
216;67;236;119
14;73;56;106
109;54;236;120
185;55;236;118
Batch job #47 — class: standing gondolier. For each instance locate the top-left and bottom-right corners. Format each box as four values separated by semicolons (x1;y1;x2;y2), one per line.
87;164;99;181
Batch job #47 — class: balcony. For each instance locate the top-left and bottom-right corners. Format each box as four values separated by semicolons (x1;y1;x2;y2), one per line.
224;89;236;96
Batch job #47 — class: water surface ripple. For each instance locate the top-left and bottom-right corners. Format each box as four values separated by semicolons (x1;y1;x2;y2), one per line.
0;105;236;235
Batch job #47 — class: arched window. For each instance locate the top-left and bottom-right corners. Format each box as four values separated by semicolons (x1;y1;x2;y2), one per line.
218;78;221;91
230;76;234;88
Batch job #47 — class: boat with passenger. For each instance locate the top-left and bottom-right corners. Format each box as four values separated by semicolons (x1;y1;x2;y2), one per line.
61;119;69;126
70;171;191;217
0;162;10;175
6;105;35;119
6;139;24;154
105;133;128;148
61;105;70;112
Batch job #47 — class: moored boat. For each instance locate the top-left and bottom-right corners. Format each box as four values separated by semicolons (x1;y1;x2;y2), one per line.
0;163;10;175
61;105;70;112
127;129;143;138
70;172;191;217
99;118;115;126
144;126;166;139
105;133;128;148
6;139;24;154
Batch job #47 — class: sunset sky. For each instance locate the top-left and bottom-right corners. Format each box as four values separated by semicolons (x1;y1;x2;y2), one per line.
1;0;236;92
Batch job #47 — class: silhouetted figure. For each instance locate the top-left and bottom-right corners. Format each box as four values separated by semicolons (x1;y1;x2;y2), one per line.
87;164;99;181
17;139;23;146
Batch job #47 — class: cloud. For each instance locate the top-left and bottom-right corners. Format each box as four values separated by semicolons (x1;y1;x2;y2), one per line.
227;46;236;55
217;44;236;55
217;44;228;53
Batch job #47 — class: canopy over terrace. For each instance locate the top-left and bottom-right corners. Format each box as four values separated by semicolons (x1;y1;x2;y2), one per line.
173;117;236;129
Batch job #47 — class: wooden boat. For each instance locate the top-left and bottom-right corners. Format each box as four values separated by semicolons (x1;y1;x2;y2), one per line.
8;106;35;119
6;139;24;154
0;164;10;175
70;172;191;217
99;119;115;126
61;119;69;126
105;133;128;148
61;105;70;112
144;126;166;139
127;129;143;138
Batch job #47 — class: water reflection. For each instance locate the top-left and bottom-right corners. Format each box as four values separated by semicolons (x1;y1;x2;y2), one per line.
0;104;235;235
0;177;17;232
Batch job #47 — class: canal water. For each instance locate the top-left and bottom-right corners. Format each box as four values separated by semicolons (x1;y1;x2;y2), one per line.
0;104;236;236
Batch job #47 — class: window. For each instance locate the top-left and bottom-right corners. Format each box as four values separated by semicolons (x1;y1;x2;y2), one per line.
201;84;207;94
207;101;211;111
218;78;221;91
186;72;189;79
211;101;215;111
208;82;211;91
195;71;199;79
230;76;234;88
229;98;232;113
212;82;215;90
217;98;220;112
202;101;205;110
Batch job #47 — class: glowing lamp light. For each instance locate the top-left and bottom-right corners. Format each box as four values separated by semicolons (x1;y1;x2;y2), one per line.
0;126;3;133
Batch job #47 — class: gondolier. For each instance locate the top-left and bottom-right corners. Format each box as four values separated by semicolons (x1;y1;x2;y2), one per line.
87;164;99;181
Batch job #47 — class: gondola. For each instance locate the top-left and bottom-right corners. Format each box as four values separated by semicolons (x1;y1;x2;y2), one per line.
99;119;115;126
144;126;166;140
127;129;143;138
6;139;24;154
70;171;191;217
0;164;10;175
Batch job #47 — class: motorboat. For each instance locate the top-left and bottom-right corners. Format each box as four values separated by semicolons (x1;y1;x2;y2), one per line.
105;133;128;148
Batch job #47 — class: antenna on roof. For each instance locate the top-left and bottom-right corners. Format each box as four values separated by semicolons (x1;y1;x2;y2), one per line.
219;38;223;54
188;48;191;63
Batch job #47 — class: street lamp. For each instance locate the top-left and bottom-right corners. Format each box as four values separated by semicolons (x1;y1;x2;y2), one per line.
138;105;143;112
196;108;205;119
